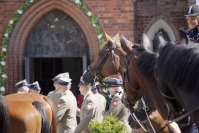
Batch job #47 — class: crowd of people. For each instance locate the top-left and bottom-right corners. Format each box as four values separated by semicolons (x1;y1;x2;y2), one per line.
15;73;133;133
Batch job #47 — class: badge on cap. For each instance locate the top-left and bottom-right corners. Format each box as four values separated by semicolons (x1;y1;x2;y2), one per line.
86;103;93;110
112;100;119;106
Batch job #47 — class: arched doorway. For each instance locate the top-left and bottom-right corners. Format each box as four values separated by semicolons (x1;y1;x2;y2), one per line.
25;9;88;96
7;0;100;94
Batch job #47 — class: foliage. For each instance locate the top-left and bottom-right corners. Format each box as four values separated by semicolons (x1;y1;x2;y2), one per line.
88;115;129;133
0;0;104;94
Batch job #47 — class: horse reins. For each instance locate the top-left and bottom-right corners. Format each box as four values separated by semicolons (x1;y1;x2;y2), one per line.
87;45;118;84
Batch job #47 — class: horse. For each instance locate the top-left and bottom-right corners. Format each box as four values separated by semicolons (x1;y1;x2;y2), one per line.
3;93;57;133
0;94;9;133
83;32;169;132
155;29;199;128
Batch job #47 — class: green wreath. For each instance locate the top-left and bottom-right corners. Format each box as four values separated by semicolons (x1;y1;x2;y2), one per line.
0;0;104;95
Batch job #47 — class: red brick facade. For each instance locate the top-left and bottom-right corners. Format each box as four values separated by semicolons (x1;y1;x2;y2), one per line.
0;0;195;93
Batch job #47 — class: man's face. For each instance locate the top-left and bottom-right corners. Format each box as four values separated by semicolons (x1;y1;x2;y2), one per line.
186;16;199;29
79;85;86;95
22;86;29;93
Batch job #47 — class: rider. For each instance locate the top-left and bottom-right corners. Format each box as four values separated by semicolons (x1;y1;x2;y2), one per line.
185;4;199;42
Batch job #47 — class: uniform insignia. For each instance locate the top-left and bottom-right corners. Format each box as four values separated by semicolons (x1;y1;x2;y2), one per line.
86;103;93;110
57;104;62;108
112;100;118;106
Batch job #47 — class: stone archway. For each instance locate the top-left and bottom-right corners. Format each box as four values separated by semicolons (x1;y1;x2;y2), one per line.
7;0;100;93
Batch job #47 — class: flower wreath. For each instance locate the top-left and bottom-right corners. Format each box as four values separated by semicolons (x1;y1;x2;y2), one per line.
0;0;104;95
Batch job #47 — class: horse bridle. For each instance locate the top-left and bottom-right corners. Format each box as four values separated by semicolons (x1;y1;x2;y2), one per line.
86;43;118;84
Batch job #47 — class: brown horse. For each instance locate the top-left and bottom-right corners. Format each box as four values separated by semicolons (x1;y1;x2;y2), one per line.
83;32;169;132
3;93;57;133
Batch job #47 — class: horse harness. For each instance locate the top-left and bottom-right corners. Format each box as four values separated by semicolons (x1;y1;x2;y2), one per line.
87;44;118;84
121;45;158;133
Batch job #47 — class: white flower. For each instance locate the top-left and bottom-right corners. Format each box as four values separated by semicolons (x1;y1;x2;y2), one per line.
9;20;14;25
1;74;6;78
17;10;23;14
0;87;5;92
0;61;5;66
93;23;96;27
2;48;7;52
4;33;9;38
98;34;103;39
30;0;34;3
75;0;80;4
87;11;92;16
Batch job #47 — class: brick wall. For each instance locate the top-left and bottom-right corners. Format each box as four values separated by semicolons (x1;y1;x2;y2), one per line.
85;0;134;42
134;0;188;43
0;1;24;43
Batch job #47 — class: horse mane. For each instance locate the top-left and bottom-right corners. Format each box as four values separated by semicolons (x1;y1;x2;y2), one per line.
157;42;199;92
134;44;158;81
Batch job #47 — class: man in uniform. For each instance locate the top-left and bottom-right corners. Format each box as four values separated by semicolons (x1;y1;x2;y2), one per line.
29;81;41;94
49;73;68;107
15;79;29;93
91;83;107;121
103;77;131;132
74;77;101;133
185;4;199;42
56;74;78;133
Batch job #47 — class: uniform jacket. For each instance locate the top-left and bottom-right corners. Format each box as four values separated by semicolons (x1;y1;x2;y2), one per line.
50;90;62;107
186;27;199;42
56;90;78;133
94;92;106;122
103;93;131;132
74;91;101;133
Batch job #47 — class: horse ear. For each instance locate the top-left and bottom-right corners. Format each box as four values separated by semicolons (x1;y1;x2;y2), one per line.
157;32;167;49
114;31;120;39
104;32;113;44
179;28;188;45
120;35;132;54
142;34;151;51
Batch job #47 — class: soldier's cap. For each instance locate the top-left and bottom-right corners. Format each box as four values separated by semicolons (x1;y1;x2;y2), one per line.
15;79;29;89
52;72;71;83
29;81;41;91
185;4;199;16
57;75;72;86
78;76;91;87
103;77;123;87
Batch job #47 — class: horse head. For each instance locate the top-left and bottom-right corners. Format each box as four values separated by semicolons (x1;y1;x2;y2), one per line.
121;34;169;119
82;32;126;85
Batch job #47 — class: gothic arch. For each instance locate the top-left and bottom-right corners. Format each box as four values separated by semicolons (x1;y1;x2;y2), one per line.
7;0;99;93
145;19;177;51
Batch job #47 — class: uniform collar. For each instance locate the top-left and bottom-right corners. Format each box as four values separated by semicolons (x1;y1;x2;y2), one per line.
84;91;92;100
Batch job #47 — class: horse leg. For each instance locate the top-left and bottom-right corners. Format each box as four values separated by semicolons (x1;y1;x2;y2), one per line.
0;94;10;133
32;101;50;133
43;96;57;133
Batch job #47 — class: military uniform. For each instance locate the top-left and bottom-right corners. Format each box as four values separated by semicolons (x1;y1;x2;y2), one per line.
94;92;106;122
103;93;131;132
74;91;101;133
50;90;62;107
102;77;131;132
57;90;78;133
185;27;199;41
